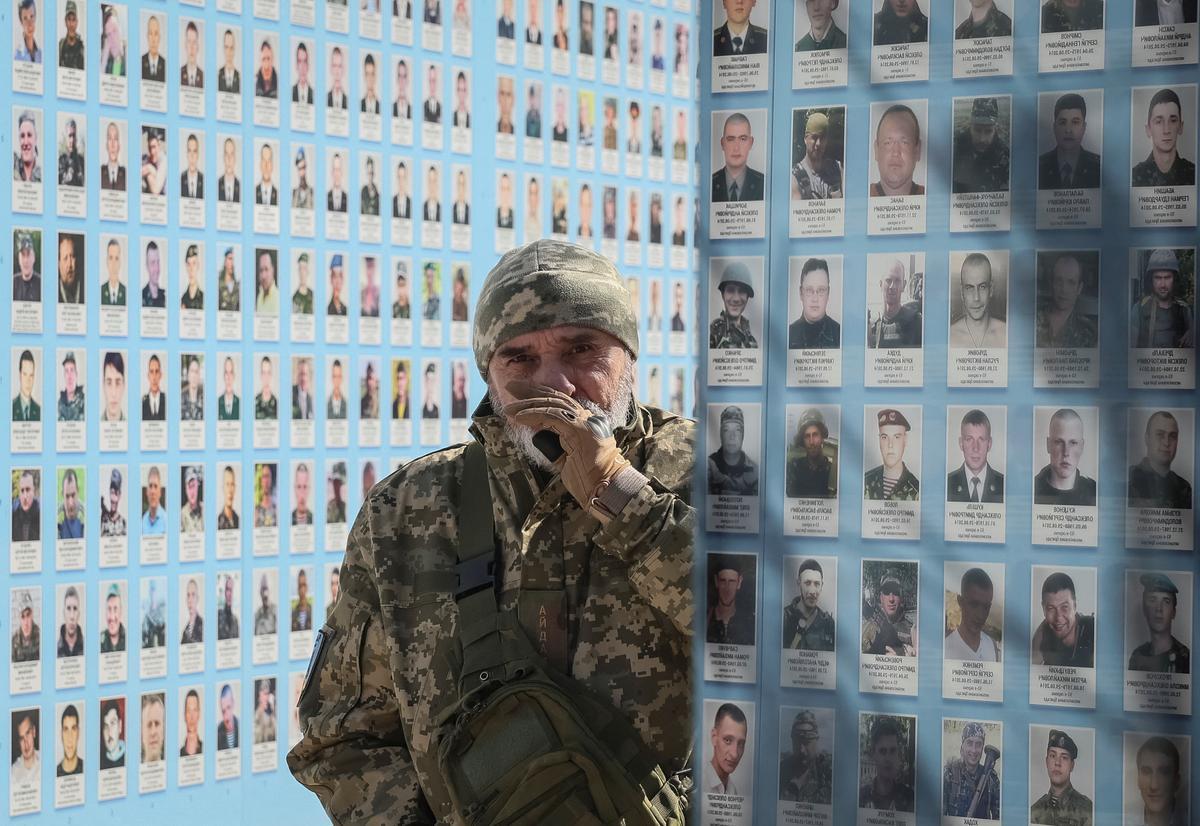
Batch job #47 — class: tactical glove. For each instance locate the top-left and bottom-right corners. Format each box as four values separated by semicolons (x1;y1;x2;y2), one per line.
503;382;647;523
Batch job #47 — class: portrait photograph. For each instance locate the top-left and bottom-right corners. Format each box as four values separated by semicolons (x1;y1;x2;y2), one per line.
941;718;1002;821
1028;725;1095;825
860;559;918;658
12;107;44;214
1122;732;1190;826
1126;408;1194;512
868;100;927;198
1031;565;1097;670
950;95;1011;200
1124;570;1192;677
945;406;1007;506
944;561;1004;666
784;405;839;501
790;106;845;203
1033;406;1099;508
1130;84;1198;206
56;581;85;665
705;552;757;648
1037;90;1104;191
1129;247;1195;351
857;712;916;817
702;699;754;803
777;706;834;807
1034;249;1100;351
782;556;837;652
866;253;923;349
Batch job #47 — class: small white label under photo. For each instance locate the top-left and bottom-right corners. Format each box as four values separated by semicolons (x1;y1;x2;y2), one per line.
1039;26;1105;73
779;555;837;691
1123;569;1192;715
942;560;1005;703
1133;21;1198;67
871;41;929;84
1029;564;1098;708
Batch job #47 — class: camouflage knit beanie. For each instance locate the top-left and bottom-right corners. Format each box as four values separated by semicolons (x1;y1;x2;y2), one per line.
473;240;639;378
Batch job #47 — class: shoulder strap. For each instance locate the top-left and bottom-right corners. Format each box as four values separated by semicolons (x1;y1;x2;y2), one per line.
454;441;500;624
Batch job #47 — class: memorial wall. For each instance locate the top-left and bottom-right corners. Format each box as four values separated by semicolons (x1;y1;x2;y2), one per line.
2;0;699;819
696;0;1195;823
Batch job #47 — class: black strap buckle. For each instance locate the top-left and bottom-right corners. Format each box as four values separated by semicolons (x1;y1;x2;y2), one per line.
454;554;496;601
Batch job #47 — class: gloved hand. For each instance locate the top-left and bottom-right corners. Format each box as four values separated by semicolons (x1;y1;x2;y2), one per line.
502;381;643;522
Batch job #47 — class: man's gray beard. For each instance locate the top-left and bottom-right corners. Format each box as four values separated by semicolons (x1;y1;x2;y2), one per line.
488;360;636;473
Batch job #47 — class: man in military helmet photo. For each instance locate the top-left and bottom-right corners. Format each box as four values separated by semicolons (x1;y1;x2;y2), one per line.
942;721;1000;819
289;240;695;825
709;262;758;350
709;405;758;496
1129;410;1193;510
779;710;833;803
864;408;919;501
1031;729;1094;826
1130;249;1194;350
1128;573;1190;674
785;408;836;499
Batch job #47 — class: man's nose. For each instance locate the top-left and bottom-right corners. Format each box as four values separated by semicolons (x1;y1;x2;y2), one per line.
530;363;576;396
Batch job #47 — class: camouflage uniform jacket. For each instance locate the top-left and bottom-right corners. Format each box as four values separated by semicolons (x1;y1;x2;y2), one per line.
955;4;1013;38
864;464;920;501
288;402;695;825
782;599;835;651
862;609;915;656
943;757;1000;818
779;750;833;803
709;311;758;350
1030;784;1093;826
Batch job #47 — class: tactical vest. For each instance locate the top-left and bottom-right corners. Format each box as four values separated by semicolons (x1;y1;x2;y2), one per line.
420;441;691;825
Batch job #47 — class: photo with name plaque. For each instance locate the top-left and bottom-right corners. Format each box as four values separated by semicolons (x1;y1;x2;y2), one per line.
789;106;845;237
781;555;837;689
862;405;921;539
706;403;761;533
950;96;1011;232
941;718;1002;823
1132;0;1198;66
705;552;758;683
857;711;916;825
710;109;768;239
1128;248;1195;388
711;0;769;92
871;0;930;83
53;701;84;809
787;255;842;386
866;253;923;386
702;699;754;825
1030;565;1098;708
793;0;849;88
1039;0;1105;72
783;405;839;536
945;406;1006;544
953;0;1014;77
947;251;1008;387
1032;406;1099;546
10;707;41;816
860;559;919;696
867;100;927;234
777;706;834;825
1036;90;1104;229
1124;570;1192;715
1122;732;1191;826
1126;408;1194;550
943;562;1004;702
1130;84;1198;227
707;257;763;385
1028;724;1095;826
1034;249;1100;387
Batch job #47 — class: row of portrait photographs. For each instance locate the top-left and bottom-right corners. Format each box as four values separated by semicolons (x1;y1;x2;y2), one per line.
705;403;1196;549
11;1;697;105
9;110;702;248
711;0;1198;94
706;248;1196;391
702;700;1190;826
8;671;309;814
709;89;1199;240
705;554;1192;713
9;565;342;695
8;461;370;575
7;347;488;452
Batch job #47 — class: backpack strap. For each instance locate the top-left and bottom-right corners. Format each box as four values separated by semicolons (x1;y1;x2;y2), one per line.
454;440;500;629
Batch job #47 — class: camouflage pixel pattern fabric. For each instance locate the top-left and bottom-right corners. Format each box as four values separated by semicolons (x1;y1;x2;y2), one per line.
472;239;640;378
287;401;694;825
